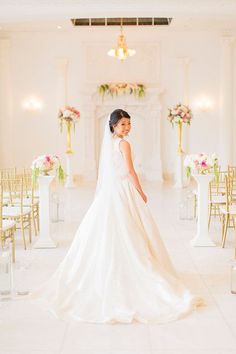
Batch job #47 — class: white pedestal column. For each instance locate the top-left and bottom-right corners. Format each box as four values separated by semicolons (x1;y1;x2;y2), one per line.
191;174;216;247
174;154;185;188
219;36;234;169
65;153;75;188
34;176;57;249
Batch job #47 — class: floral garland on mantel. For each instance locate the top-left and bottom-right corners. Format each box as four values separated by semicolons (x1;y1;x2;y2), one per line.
98;83;146;98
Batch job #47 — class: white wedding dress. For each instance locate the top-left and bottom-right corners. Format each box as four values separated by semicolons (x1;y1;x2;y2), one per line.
32;132;202;324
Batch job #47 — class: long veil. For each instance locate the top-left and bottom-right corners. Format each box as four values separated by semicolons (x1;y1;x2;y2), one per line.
95;115;115;195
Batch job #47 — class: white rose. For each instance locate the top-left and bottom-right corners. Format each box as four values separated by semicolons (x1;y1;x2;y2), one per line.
63;110;71;118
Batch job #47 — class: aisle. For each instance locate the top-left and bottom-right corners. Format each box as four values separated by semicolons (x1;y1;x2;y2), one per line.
0;182;236;354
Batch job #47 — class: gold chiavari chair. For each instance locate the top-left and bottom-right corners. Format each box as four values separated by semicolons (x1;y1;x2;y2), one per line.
1;178;32;249
194;166;222;220
0;168;17;201
220;176;236;249
208;175;227;229
0;168;17;180
8;172;39;236
22;171;39;235
0;184;16;262
228;165;236;178
228;166;236;203
23;168;39;199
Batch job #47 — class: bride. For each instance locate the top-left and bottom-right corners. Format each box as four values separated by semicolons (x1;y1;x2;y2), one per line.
32;108;202;324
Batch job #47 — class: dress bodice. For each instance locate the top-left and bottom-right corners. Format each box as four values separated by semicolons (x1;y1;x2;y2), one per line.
112;137;129;179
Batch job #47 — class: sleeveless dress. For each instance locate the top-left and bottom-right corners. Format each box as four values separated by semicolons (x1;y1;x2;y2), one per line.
31;137;202;323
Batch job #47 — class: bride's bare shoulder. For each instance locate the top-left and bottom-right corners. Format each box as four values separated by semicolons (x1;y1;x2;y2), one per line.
119;139;131;152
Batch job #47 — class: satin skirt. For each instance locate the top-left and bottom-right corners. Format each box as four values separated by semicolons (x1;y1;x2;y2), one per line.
31;178;202;323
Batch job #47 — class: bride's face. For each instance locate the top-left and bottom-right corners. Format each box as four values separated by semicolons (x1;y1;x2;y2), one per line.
114;118;131;137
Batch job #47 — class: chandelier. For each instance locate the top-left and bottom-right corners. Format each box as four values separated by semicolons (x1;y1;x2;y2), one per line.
107;20;136;61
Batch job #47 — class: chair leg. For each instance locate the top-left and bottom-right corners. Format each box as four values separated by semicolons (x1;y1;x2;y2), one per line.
37;208;40;232
11;229;15;263
28;216;32;243
36;205;40;233
20;218;27;250
32;210;37;236
208;204;212;230
221;214;225;243
222;214;229;248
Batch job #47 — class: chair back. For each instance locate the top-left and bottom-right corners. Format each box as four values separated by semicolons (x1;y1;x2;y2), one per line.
228;165;236;179
1;178;24;211
225;175;233;212
0;168;17;180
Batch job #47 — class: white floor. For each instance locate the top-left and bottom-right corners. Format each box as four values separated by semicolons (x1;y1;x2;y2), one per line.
1;181;236;354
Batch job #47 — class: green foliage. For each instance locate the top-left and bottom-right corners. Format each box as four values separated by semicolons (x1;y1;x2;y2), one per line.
186;166;191;178
98;83;146;99
57;165;66;184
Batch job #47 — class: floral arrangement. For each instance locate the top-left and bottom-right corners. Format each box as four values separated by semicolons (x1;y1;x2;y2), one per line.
98;83;146;98
184;153;219;178
168;103;192;126
58;106;80;132
31;154;65;183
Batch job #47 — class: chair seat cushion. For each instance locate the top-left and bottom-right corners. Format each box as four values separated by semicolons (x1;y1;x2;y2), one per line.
210;196;226;204
6;198;39;206
1;220;16;231
219;205;236;215
2;206;31;217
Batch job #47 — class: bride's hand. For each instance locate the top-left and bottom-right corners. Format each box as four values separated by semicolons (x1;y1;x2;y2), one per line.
140;192;147;203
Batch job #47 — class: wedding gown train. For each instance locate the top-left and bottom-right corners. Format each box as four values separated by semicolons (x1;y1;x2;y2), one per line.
32;137;202;324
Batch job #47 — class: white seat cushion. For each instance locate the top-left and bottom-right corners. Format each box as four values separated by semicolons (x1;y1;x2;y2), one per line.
2;206;31;217
210;196;226;204
7;198;39;206
219;205;236;215
1;220;16;231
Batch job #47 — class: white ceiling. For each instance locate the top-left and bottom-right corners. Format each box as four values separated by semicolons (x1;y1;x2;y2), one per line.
0;0;236;32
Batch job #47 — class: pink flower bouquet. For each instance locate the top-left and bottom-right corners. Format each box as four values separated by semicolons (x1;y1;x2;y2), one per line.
31;154;65;183
168;103;192;125
184;153;219;178
58;106;80;132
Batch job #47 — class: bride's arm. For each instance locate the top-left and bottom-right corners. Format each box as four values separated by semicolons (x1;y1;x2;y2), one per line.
120;140;147;203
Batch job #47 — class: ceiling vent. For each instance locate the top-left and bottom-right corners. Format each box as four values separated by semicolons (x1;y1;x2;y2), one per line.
71;17;172;26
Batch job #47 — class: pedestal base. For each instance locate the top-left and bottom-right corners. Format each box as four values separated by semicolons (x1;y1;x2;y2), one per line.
33;237;57;249
191;234;216;247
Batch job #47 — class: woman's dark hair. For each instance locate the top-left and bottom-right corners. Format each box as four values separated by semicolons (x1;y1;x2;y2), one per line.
109;109;131;133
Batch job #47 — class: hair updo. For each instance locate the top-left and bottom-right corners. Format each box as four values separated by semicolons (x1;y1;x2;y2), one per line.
109;109;131;133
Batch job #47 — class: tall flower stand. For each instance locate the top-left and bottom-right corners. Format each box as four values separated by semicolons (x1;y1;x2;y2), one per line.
65;121;75;189
191;174;216;247
174;122;185;188
34;175;57;249
65;153;75;188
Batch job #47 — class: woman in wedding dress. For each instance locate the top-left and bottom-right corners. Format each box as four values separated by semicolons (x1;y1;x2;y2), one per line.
32;109;202;324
